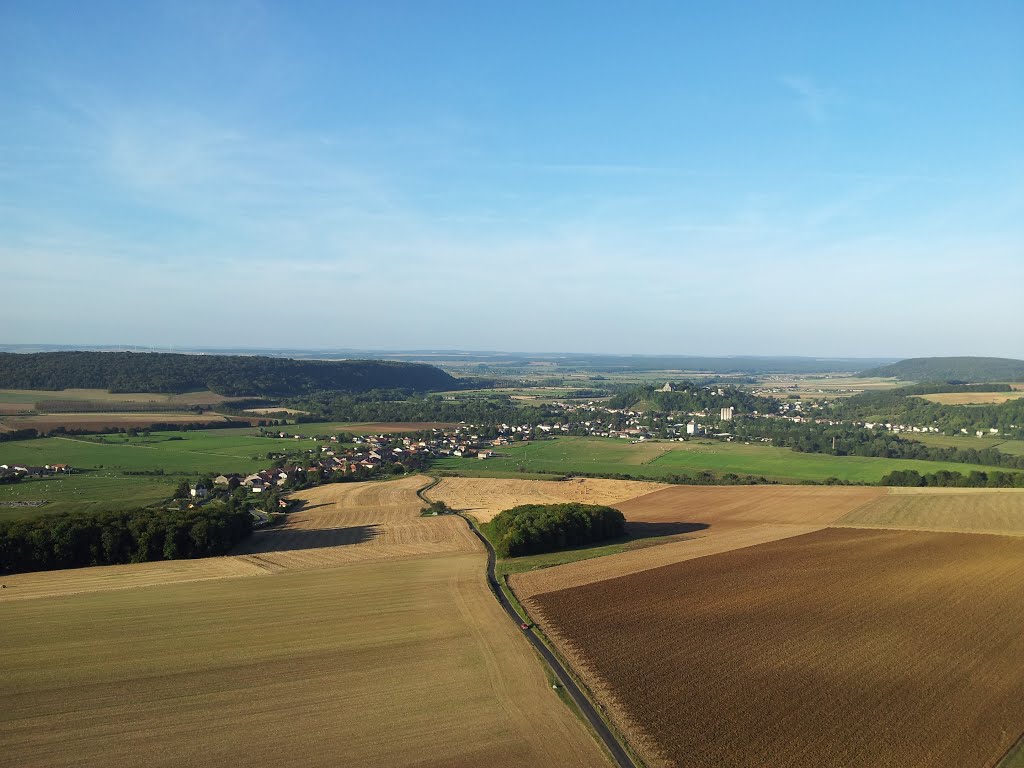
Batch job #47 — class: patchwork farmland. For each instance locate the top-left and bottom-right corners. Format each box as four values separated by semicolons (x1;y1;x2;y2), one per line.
510;484;885;599
487;481;1024;767
433;435;1009;484
6;471;1024;768
528;528;1024;768
0;476;610;767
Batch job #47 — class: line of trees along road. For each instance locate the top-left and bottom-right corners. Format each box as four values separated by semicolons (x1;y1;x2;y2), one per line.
0;505;253;575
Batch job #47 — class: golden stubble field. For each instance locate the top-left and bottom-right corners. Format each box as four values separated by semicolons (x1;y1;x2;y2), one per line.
918;391;1024;405
837;487;1024;535
530;527;1024;768
232;475;481;570
0;476;608;768
426;476;668;522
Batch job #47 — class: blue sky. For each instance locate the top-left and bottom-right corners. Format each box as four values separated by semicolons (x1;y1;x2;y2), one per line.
2;1;1022;357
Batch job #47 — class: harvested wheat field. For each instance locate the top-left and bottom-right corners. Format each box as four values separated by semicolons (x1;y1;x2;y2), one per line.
530;527;1024;768
0;556;269;602
837;488;1024;535
0;553;608;768
232;475;480;570
426;476;667;522
0;476;477;600
513;484;883;600
919;391;1024;405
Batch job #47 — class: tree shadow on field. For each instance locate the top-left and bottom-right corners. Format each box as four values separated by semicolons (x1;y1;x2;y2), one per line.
290;500;332;513
626;521;710;540
233;524;382;554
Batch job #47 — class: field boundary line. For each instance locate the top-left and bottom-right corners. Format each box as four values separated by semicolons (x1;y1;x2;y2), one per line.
52;436;157;449
996;730;1024;767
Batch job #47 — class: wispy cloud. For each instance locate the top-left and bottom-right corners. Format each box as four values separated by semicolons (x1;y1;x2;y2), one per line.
780;74;842;123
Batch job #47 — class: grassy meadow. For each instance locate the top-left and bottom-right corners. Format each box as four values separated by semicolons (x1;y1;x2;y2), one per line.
0;429;324;517
908;432;1024;456
432;436;1011;484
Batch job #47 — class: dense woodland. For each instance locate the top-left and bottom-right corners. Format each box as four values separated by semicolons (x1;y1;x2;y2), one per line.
487;503;626;557
607;383;776;414
0;352;459;396
289;390;553;424
0;505;252;575
859;356;1024;382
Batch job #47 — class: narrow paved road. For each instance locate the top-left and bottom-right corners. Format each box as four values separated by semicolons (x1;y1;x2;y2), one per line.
464;518;637;768
416;478;637;767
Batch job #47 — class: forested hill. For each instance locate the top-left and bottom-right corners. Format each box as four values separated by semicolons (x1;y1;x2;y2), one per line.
0;352;459;396
859;357;1024;383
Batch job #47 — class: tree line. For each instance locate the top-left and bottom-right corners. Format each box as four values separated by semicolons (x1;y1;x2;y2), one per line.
0;505;253;575
859;356;1024;382
879;469;1024;488
486;503;626;558
0;351;458;396
289;390;554;425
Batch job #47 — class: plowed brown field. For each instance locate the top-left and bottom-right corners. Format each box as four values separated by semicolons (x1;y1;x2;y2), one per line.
426;476;667;522
513;485;883;600
530;528;1024;768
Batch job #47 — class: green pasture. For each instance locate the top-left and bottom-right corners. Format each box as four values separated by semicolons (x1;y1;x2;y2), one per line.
432;436;1013;484
0;429;328;517
908;433;1024;457
0;475;172;520
0;431;309;475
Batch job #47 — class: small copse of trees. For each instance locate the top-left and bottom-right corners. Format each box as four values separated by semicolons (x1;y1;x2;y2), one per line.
0;505;253;575
487;503;626;558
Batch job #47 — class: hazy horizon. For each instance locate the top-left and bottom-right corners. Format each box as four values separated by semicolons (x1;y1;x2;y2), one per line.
2;2;1021;357
4;342;1021;366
